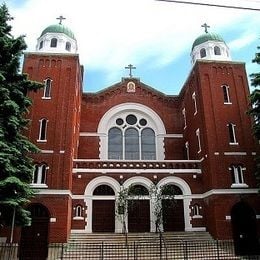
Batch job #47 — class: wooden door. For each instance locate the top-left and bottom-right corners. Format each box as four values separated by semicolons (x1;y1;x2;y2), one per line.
163;199;184;231
128;200;150;232
92;200;115;232
19;204;49;260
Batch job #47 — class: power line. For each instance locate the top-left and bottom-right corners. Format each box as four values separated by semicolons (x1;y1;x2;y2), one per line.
155;0;260;11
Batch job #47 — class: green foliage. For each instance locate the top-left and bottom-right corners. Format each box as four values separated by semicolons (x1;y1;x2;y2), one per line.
0;3;42;226
150;184;176;232
249;45;260;192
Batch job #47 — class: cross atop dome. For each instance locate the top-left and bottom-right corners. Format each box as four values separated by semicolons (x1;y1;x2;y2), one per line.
201;23;210;33
56;15;66;25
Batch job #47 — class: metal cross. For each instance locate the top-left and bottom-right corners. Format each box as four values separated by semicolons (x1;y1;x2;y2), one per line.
201;23;210;33
125;64;136;78
56;15;66;25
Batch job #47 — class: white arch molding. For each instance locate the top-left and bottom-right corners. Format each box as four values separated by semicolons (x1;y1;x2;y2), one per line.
82;176;194;233
158;176;192;231
97;103;166;160
84;176;121;233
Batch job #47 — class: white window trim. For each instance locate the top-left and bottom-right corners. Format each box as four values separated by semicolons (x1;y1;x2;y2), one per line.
185;141;189;160
37;118;48;142
182;108;187;129
196;128;201;153
32;164;48;185
222;85;232;104
230;165;248;187
97;103;166;160
192;92;197;115
42;78;52;99
228;123;238;145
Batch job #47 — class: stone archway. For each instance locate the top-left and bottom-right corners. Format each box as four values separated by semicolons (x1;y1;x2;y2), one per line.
231;201;260;256
19;203;50;260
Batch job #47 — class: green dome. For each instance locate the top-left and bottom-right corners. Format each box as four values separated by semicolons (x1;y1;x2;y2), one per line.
192;32;225;50
40;24;75;40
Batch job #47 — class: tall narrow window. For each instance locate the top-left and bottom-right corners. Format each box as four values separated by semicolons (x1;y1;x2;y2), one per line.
228;123;238;144
185;141;189;160
222;85;231;104
182;108;187;129
125;128;139;160
200;48;206;58
38;118;48;141
196;128;201;153
141;128;156;160
192;204;201;216
75;205;82;217
192;92;198;115
32;163;47;185
50;38;57;47
65;42;71;51
214;46;221;55
39;41;43;49
108;127;122;159
43;78;52;98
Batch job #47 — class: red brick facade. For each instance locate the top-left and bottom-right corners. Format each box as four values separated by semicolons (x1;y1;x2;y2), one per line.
3;47;259;244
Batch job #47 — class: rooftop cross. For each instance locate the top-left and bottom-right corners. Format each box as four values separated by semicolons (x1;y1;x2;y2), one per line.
201;23;210;33
125;64;136;78
56;15;66;25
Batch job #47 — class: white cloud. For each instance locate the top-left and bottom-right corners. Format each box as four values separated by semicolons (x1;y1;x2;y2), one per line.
6;0;260;87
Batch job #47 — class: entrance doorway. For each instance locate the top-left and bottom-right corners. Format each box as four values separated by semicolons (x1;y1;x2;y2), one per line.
92;184;115;232
231;201;260;256
128;200;150;232
92;200;115;232
19;204;49;260
163;199;184;231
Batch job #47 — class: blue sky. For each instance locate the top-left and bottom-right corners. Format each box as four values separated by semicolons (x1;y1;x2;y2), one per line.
4;0;260;94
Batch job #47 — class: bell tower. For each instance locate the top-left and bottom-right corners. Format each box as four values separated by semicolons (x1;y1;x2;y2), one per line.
23;18;83;242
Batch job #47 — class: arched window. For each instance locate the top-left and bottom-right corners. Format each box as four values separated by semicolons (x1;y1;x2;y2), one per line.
214;46;221;55
32;163;47;185
43;78;52;98
141;128;155;160
50;38;57;48
93;185;115;195
125;128;139;160
39;118;47;141
75;205;83;217
65;41;71;51
200;48;206;58
108;127;122;159
192;204;201;216
107;113;157;160
128;184;149;196
230;165;245;185
38;118;48;141
222;85;231;104
227;123;237;144
39;41;43;49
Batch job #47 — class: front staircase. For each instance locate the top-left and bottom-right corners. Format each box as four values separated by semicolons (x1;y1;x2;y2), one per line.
55;231;240;259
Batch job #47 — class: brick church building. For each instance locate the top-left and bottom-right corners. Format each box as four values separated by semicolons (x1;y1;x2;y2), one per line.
3;20;260;254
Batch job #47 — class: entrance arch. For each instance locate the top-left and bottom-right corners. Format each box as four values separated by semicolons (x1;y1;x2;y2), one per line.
158;177;192;231
19;203;50;260
231;201;260;256
84;176;120;233
92;185;115;232
162;185;185;231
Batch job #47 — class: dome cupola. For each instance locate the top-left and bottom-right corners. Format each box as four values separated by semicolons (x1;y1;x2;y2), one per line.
191;23;231;65
36;16;77;54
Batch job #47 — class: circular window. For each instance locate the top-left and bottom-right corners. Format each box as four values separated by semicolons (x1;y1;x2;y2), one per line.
126;114;137;125
116;118;124;126
139;118;147;126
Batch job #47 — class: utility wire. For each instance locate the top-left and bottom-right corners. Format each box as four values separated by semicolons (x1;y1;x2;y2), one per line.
155;0;260;11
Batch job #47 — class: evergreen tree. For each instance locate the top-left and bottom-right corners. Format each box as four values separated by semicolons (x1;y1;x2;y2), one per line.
0;4;42;226
249;46;260;192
